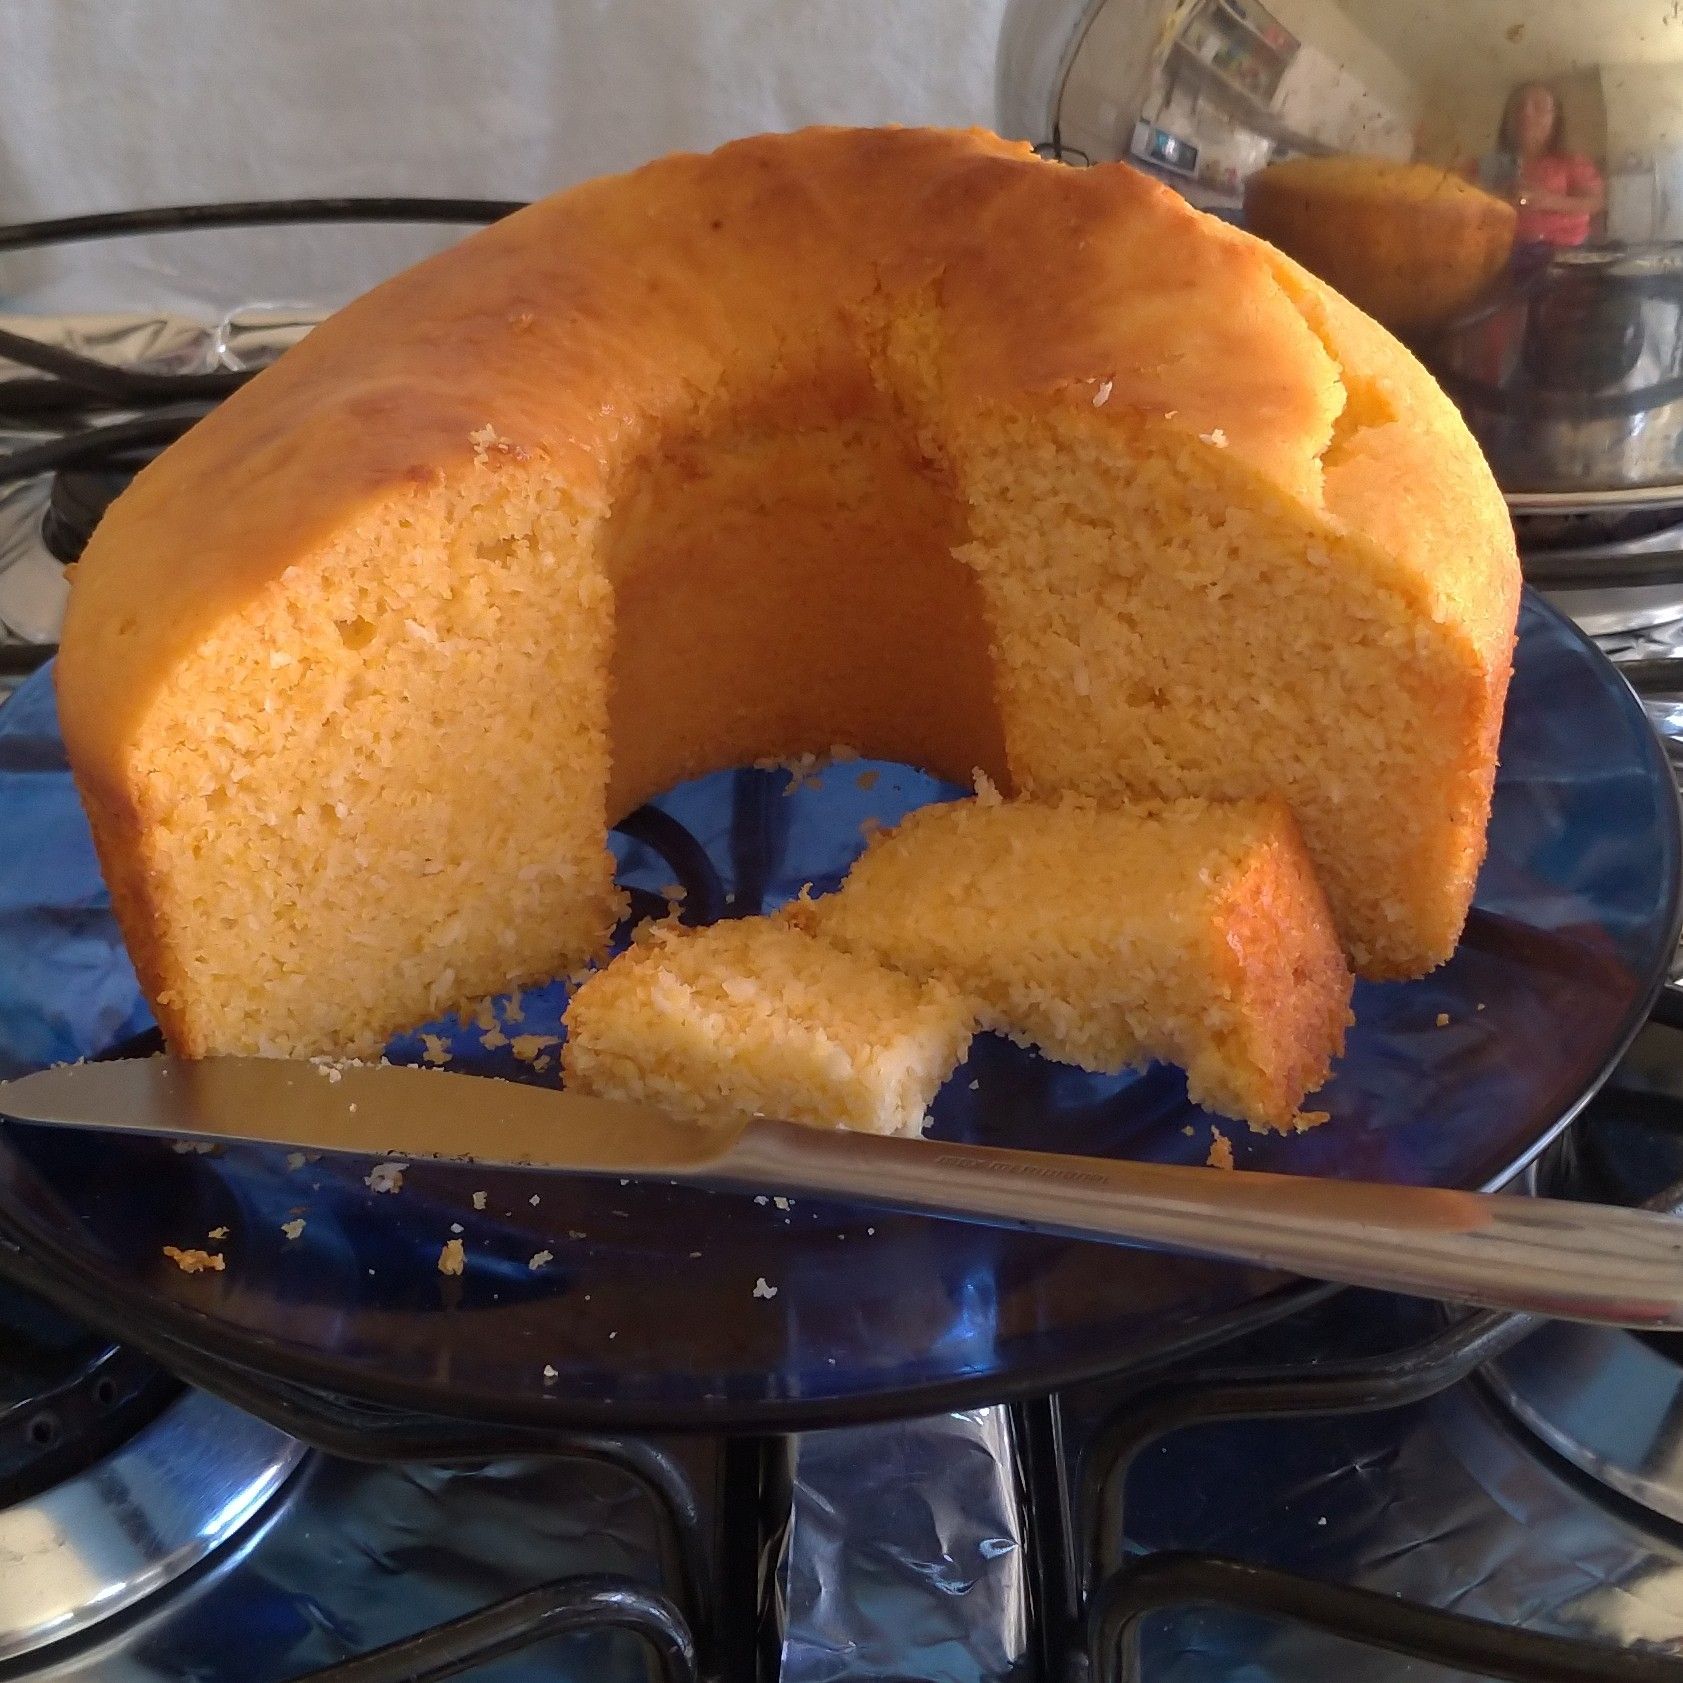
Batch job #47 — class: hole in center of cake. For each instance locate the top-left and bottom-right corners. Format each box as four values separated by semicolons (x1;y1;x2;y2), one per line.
600;385;1008;819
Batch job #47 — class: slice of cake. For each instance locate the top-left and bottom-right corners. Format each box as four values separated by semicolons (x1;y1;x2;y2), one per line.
561;917;975;1137
791;793;1353;1131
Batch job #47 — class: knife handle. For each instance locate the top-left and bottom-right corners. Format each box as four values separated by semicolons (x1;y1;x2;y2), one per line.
722;1122;1683;1330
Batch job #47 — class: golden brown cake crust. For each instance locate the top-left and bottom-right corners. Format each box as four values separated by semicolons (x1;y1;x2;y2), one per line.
59;126;1511;775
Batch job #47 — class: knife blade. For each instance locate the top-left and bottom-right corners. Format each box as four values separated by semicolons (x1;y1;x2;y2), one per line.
3;1055;1682;1332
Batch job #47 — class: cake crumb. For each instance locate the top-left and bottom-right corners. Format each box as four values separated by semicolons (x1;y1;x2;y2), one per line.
751;1276;778;1300
510;1034;560;1063
1181;1125;1195;1137
163;1245;224;1274
972;768;1003;806
528;1249;554;1269
773;1196;791;1211
437;1238;465;1276
449;1221;464;1234
1092;377;1113;407
1293;1110;1331;1132
1476;1002;1486;1012
1435;1012;1450;1027
1201;427;1229;448
529;1193;541;1206
1206;1129;1235;1171
365;1161;407;1194
969;1078;979;1090
542;1363;558;1383
280;1217;306;1241
207;1226;229;1240
506;989;525;1023
470;423;527;463
472;1190;488;1210
534;1054;552;1072
286;1151;309;1171
855;769;879;792
420;1034;452;1066
172;1139;219;1155
481;1027;509;1050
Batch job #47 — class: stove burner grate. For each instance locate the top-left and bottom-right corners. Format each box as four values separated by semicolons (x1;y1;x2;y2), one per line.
0;1277;175;1505
40;462;151;564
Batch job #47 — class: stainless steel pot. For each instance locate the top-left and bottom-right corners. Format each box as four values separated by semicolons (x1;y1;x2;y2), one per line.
1421;246;1683;493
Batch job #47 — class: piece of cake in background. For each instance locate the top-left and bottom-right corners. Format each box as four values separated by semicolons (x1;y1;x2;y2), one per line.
561;918;976;1139
790;793;1353;1133
1243;157;1517;334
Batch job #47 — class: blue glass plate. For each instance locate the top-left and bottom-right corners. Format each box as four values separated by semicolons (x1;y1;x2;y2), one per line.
0;593;1677;1430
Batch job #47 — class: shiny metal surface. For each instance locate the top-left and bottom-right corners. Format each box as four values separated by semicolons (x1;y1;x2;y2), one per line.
1110;1297;1683;1678
1539;580;1683;637
1428;246;1683;490
0;1388;302;1662
0;308;320;684
1487;1321;1683;1526
13;1053;1683;1329
783;1408;1028;1682
1038;0;1683;492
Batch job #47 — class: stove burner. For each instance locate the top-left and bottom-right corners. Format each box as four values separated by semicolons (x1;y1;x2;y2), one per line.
40;460;149;564
0;1277;174;1505
0;1276;303;1662
0;1388;302;1662
1484;1018;1683;1527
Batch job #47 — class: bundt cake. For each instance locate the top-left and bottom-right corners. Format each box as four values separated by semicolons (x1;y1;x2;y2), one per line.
562;918;976;1137
1244;158;1517;334
55;126;1520;1059
789;792;1352;1130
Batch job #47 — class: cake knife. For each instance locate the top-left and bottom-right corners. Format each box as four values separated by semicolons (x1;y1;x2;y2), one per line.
2;1055;1680;1330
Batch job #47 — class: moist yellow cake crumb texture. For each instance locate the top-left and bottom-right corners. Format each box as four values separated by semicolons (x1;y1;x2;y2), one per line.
55;127;1519;1059
790;794;1353;1131
562;918;975;1138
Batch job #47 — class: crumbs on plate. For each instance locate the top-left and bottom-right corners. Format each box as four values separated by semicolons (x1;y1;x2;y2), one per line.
1206;1129;1234;1171
365;1161;407;1194
163;1245;224;1274
280;1217;306;1241
437;1238;465;1276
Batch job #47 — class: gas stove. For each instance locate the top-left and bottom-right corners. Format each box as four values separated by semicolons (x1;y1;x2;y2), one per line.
7;241;1683;1682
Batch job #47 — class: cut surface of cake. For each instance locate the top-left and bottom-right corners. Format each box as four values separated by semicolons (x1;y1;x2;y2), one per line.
561;918;975;1138
55;126;1519;1058
791;793;1353;1131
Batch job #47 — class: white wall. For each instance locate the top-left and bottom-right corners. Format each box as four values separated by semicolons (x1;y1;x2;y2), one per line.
1265;0;1420;130
1603;60;1683;167
0;0;1013;310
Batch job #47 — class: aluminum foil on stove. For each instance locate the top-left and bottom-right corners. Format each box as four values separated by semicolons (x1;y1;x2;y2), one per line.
783;1407;1028;1683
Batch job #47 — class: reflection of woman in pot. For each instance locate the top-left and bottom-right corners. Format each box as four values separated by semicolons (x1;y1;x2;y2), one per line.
1476;82;1605;248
